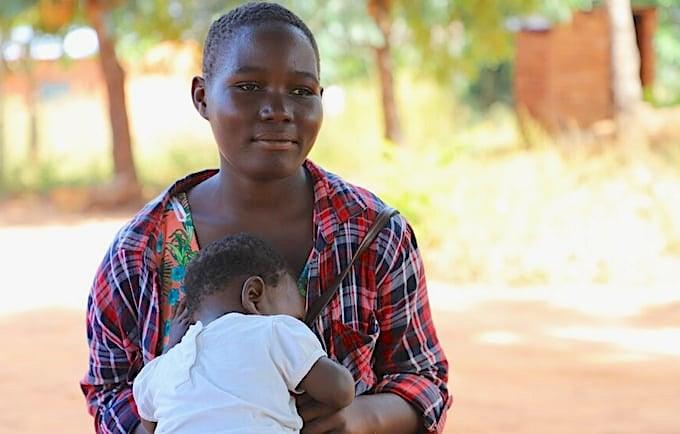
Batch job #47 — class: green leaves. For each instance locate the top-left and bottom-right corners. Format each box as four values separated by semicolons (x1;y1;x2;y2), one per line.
394;0;537;83
0;0;38;28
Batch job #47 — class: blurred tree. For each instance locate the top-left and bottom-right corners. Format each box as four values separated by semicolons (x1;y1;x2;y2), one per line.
39;0;76;31
17;0;141;201
399;0;537;81
21;30;40;163
464;61;513;111
0;0;39;189
20;7;44;164
288;0;538;143
367;0;402;144
390;0;540;143
607;0;644;113
542;0;680;106
84;0;140;202
0;30;5;189
31;0;197;203
636;0;680;105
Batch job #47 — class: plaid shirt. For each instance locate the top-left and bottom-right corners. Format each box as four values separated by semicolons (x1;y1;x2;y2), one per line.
81;160;450;433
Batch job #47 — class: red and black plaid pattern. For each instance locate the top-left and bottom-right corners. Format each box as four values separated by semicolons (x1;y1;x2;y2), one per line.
81;160;450;433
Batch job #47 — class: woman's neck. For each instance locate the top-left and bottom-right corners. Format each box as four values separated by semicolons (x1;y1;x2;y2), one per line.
208;162;311;215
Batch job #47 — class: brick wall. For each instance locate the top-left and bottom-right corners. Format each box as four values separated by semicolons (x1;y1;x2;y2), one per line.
515;30;551;125
515;8;613;131
3;58;102;98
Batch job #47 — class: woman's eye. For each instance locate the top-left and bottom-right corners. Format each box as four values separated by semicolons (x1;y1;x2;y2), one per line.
236;83;261;91
291;87;313;96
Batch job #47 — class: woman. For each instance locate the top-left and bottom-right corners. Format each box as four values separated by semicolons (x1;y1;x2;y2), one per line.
81;3;450;433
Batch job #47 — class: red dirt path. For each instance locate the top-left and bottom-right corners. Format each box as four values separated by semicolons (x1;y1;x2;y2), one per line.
1;302;678;434
1;207;678;433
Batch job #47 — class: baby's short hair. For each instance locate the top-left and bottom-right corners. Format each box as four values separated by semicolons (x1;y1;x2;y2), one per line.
184;233;291;314
202;1;320;83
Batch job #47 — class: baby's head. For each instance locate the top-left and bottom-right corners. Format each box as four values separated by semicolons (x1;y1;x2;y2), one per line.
184;233;305;321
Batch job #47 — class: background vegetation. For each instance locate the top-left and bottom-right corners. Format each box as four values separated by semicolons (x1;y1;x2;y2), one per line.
1;0;679;287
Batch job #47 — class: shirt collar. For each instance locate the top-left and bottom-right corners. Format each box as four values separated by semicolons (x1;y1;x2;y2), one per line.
155;161;367;247
304;160;367;246
165;169;218;197
142;169;218;228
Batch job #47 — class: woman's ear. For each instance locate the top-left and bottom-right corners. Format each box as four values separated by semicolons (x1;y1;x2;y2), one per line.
241;276;266;315
191;76;209;120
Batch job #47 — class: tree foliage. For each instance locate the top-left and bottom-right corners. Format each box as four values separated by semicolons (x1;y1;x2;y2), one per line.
638;0;680;103
396;0;537;82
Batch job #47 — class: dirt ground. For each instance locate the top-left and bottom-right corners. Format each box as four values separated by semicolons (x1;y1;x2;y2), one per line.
1;212;679;433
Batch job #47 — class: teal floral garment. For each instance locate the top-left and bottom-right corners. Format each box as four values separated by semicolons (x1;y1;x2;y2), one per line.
158;192;309;350
158;192;199;349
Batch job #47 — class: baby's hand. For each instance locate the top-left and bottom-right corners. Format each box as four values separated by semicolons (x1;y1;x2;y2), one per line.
165;299;191;353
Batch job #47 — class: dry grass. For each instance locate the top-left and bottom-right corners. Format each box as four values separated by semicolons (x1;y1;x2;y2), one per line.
3;74;680;288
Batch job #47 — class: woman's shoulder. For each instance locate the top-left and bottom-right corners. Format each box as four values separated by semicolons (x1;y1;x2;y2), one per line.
306;160;388;218
308;160;409;227
306;161;416;266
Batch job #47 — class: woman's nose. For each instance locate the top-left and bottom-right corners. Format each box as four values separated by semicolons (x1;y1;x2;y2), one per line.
258;91;293;122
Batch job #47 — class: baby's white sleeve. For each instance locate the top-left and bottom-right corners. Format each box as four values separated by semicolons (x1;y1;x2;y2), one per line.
132;356;161;422
269;316;327;393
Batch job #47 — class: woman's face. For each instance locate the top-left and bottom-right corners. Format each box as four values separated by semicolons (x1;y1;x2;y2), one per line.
195;23;323;181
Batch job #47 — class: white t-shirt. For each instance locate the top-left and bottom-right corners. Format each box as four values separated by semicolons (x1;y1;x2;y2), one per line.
132;313;327;434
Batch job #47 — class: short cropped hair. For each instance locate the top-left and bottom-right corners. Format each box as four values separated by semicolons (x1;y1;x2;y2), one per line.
184;233;291;314
202;2;320;83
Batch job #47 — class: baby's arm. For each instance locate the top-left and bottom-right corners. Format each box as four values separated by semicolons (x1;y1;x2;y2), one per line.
299;357;355;410
270;316;356;410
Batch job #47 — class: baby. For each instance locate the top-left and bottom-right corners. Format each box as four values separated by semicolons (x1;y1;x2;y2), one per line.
132;233;355;434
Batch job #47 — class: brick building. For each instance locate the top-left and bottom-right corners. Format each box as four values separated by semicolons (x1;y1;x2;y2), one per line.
514;7;657;132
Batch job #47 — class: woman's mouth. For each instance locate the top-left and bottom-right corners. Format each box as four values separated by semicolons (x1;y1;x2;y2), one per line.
251;139;297;151
251;134;298;151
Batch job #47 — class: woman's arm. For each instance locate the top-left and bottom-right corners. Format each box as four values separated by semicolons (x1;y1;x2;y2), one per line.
80;245;152;434
368;218;450;433
298;216;450;434
298;393;418;434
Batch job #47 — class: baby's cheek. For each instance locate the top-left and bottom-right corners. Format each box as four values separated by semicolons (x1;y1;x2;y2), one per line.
294;295;306;320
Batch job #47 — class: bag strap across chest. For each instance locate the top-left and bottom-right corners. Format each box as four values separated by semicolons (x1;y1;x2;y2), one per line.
304;207;398;327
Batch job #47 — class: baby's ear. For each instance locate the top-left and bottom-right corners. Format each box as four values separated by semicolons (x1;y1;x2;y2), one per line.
241;276;266;315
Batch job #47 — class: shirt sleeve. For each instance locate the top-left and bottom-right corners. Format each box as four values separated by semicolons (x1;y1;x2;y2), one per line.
80;243;150;434
371;215;451;434
269;316;328;393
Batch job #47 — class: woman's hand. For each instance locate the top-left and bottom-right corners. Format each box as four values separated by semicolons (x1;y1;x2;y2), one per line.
297;394;372;434
297;393;419;434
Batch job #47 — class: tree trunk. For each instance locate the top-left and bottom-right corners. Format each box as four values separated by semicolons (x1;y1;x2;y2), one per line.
22;50;39;163
0;29;6;188
86;0;140;202
606;0;643;114
368;0;403;145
